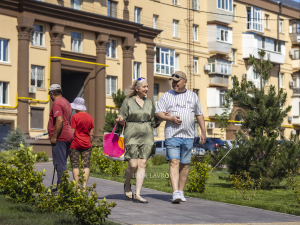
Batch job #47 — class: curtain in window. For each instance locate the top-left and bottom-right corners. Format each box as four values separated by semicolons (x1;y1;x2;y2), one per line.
111;2;117;18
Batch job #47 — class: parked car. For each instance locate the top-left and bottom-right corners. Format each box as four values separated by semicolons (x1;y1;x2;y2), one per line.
192;138;206;156
223;140;239;150
195;137;225;153
154;140;166;155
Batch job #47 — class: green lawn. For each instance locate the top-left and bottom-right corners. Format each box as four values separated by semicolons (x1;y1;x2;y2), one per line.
0;195;119;225
91;163;300;216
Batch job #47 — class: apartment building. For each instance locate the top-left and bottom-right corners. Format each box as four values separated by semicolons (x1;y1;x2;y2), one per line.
0;0;299;155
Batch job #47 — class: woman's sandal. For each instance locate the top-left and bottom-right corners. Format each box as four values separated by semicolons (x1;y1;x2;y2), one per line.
132;194;148;203
124;182;132;200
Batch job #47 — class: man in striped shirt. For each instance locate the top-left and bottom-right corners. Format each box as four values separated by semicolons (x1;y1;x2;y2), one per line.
155;71;206;203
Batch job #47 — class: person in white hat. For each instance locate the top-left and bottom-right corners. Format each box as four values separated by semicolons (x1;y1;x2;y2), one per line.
69;97;94;188
47;84;73;193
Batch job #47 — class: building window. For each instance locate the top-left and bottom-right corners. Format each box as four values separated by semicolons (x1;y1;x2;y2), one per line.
234;114;243;126
233;5;236;20
173;20;179;37
280;73;284;87
134;7;142;24
133;62;141;80
219;90;227;107
71;0;82;10
257;36;282;53
193;25;198;41
208;59;232;75
193;89;199;96
231;49;236;65
107;1;117;18
30;108;44;129
106;76;117;96
31;66;44;88
193;57;198;74
175;54;179;71
0;39;8;62
106;39;117;58
192;0;199;10
153;128;158;136
218;0;233;12
217;26;232;43
265;15;269;29
154;84;159;106
194;123;198;137
71;32;82;53
0;82;8;105
155;47;175;75
153;15;158;29
247;7;263;32
279;19;283;33
31;24;44;47
173;0;179;5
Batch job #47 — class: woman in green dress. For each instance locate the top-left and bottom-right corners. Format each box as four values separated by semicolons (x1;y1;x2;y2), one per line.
116;78;163;203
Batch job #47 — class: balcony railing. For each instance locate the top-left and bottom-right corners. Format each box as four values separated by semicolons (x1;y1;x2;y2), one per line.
293;88;300;95
247;21;263;33
209;74;229;86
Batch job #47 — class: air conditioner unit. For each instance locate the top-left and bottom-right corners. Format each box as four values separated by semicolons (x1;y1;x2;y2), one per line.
207;122;215;129
290;50;294;56
204;64;211;71
291;130;297;135
242;74;247;79
289;81;294;87
29;86;36;94
288;116;293;122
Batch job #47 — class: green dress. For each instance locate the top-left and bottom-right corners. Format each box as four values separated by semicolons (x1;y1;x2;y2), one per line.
119;96;160;160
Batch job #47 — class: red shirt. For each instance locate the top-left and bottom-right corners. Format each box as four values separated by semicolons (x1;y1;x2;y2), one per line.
48;97;73;143
70;112;94;149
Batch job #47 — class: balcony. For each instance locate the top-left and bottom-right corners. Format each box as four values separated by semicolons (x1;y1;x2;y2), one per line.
207;0;233;24
242;33;286;64
290;50;300;70
289;20;300;44
207;59;231;87
293;88;300;96
207;87;232;118
207;25;232;54
209;74;229;87
247;21;263;33
246;7;263;33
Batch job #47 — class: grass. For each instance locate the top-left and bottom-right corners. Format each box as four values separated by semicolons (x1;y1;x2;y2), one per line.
0;195;119;225
90;163;300;216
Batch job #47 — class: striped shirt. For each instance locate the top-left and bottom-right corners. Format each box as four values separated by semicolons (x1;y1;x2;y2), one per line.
155;89;203;139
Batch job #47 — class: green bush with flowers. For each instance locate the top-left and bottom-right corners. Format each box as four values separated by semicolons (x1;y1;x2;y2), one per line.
186;161;211;193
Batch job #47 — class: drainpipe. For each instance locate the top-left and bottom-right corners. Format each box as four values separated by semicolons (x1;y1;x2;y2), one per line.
277;1;282;93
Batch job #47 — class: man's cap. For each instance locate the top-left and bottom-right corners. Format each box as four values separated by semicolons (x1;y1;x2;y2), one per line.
49;84;62;92
169;71;187;81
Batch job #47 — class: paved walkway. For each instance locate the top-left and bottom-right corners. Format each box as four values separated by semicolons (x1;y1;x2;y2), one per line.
35;162;300;225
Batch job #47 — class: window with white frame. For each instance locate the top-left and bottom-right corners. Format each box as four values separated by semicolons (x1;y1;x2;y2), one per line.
106;39;117;58
0;82;8;105
0;39;8;62
71;31;82;53
107;0;117;18
247;7;263;32
193;57;198;74
217;26;232;43
133;62;141;80
279;19;283;33
134;7;142;24
106;76;117;95
265;15;269;29
219;90;227;107
71;0;82;10
231;49;236;65
280;73;284;87
193;24;198;41
153;15;158;29
208;59;232;75
173;0;179;5
175;53;179;71
31;24;44;47
192;0;199;10
218;0;232;12
31;66;44;88
257;36;282;53
173;20;179;37
155;47;175;75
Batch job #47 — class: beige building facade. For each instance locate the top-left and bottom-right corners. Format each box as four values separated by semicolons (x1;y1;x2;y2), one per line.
0;0;299;156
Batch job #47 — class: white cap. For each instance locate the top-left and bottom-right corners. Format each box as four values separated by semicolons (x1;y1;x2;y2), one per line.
70;97;87;111
49;84;62;92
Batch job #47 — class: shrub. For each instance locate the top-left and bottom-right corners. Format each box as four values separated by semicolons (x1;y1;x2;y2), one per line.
0;149;16;163
287;169;300;204
34;151;49;162
151;155;167;165
0;143;46;203
186;161;210;193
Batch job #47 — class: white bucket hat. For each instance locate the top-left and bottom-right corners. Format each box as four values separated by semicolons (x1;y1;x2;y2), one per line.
70;97;87;111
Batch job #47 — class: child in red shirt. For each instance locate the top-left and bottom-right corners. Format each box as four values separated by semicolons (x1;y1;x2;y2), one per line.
69;97;94;188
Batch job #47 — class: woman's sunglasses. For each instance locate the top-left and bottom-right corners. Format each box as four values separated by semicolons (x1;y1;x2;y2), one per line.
137;77;146;81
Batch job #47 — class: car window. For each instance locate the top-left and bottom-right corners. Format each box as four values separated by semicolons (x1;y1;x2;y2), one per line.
155;141;162;148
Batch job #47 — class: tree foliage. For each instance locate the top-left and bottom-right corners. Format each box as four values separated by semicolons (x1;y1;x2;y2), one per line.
112;89;126;109
2;126;29;151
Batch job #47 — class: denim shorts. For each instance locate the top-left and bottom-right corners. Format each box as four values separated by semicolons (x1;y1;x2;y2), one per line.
165;137;194;164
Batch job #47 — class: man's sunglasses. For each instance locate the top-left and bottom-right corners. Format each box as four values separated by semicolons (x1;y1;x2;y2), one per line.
171;74;185;80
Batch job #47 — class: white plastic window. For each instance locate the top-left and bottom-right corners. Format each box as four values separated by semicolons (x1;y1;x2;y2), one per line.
218;0;233;12
193;25;198;41
134;7;142;24
0;39;8;62
0;82;8;105
31;65;44;88
71;0;82;10
106;39;117;58
32;24;44;46
173;20;179;37
155;47;175;75
106;76;117;95
71;32;82;53
133;62;141;80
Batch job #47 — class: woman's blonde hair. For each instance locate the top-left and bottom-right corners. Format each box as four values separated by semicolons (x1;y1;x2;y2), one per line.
125;79;148;98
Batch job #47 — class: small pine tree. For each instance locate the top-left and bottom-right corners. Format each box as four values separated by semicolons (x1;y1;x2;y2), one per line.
216;50;300;189
112;89;126;110
2;126;29;150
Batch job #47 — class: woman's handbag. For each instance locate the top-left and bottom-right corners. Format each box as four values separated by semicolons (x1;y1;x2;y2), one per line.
103;122;125;161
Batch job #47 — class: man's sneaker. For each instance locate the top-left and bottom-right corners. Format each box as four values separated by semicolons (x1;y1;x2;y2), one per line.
179;191;186;202
172;192;182;203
